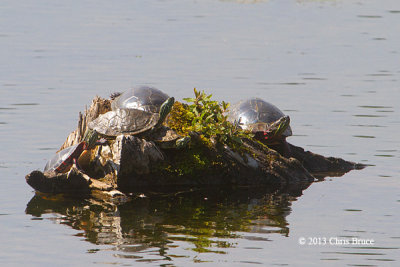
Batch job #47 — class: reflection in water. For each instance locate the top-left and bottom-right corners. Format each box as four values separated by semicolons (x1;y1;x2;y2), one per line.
358;105;393;109
357;15;382;19
353;135;375;139
11;103;39;106
220;0;268;3
26;187;296;261
353;114;386;118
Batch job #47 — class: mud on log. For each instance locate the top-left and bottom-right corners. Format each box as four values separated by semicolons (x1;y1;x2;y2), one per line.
26;96;362;197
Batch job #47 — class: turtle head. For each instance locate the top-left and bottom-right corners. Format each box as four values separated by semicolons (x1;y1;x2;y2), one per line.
82;129;99;150
264;116;290;140
157;97;175;127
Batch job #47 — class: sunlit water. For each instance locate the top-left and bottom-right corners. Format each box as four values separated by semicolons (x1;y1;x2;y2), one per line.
1;0;399;266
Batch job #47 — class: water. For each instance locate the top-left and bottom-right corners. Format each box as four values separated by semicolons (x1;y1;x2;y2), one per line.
1;0;399;266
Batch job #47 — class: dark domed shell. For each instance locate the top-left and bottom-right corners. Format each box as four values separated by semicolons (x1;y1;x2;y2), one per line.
227;98;292;137
88;108;160;137
111;86;169;113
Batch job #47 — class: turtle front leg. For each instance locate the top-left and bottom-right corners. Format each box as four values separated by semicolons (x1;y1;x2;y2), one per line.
281;140;291;158
72;157;84;172
268;141;291;158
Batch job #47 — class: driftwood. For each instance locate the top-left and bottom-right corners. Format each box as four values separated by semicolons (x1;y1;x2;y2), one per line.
26;96;363;198
25;165;126;200
288;143;364;178
59;96;111;151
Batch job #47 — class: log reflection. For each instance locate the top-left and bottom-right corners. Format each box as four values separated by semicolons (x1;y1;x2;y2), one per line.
26;187;299;257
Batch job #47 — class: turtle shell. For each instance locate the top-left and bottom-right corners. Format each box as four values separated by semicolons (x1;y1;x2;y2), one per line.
111;86;169;113
44;142;85;173
88;108;160;137
227;98;292;137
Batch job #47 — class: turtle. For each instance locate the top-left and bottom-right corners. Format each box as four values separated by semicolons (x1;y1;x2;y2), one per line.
88;97;190;149
111;86;170;113
227;98;292;155
44;130;102;173
147;125;191;149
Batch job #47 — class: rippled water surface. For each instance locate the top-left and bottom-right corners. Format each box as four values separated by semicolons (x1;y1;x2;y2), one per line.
1;0;399;266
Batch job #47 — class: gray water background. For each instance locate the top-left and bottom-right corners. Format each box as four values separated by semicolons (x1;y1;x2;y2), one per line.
1;0;399;266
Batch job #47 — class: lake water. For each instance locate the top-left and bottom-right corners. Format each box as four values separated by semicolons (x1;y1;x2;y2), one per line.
1;0;399;266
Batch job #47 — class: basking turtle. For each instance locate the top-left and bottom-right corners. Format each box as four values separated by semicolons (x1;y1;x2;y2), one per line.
227;98;292;155
88;97;190;149
111;86;169;113
44;130;102;173
148;125;191;149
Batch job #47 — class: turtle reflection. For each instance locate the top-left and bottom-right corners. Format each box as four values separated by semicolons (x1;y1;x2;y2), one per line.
26;187;296;258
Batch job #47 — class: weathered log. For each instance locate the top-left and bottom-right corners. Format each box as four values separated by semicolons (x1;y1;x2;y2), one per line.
26;96;362;197
59;96;111;151
26;167;92;195
114;135;315;191
26;165;126;200
287;143;364;178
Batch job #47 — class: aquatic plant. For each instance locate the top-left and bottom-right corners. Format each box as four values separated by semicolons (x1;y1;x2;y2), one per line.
168;88;253;148
159;88;257;177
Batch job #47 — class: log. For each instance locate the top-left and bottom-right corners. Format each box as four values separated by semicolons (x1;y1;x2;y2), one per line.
114;134;315;191
288;143;365;178
59;96;111;151
26;165;126;200
26;96;363;197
